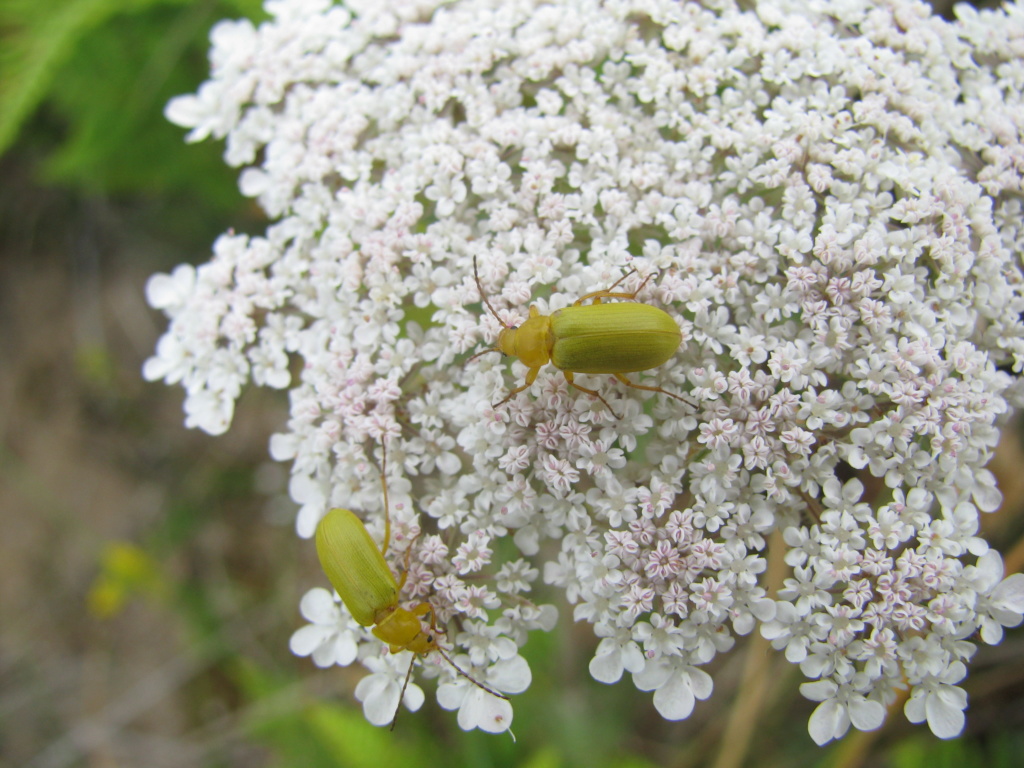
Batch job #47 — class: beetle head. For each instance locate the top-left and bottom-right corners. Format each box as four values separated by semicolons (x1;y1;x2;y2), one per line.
499;308;552;368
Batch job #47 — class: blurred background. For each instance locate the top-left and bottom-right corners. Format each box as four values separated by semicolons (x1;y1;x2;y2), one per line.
1;1;1022;767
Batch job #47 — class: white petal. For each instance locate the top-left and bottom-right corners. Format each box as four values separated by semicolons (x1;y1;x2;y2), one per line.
513;526;539;556
184;390;232;435
732;611;754;635
535;604;559;631
688;667;714;700
457;687;513;733
489;655;531;694
750;597;777;621
979;616;1004;645
621;643;646;674
652;672;696;721
289;624;331;657
142;351;175;382
145;265;195;310
311;640;339;668
808;698;848;745
800;680;838;702
164;95;205;129
991;573;1024;614
785;638;809;663
926;690;966;739
209;17;256;52
589;649;624;684
401;681;425;713
268;432;298;461
801;652;831;679
974;550;1004;591
437;451;462;475
436;680;469;711
289;472;326;505
299;588;338;623
904;692;926;725
326;633;358;667
848;697;885;731
295;503;323;539
356;676;400;727
239;168;270;197
972;471;1002;512
632;658;672;691
354;673;387;702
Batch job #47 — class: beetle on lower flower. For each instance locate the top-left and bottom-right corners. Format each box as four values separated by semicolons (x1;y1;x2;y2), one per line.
311;450;525;731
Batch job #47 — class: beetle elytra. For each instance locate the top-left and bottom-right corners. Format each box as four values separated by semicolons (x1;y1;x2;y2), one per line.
314;446;508;728
471;257;687;417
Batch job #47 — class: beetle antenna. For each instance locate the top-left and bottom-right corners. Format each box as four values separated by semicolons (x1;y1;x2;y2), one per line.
434;645;510;701
465;347;503;364
390;654;417;731
605;266;638;294
473;256;509;329
631;268;656;298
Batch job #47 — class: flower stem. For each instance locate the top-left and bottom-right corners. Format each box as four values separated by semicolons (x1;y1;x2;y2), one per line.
710;529;787;768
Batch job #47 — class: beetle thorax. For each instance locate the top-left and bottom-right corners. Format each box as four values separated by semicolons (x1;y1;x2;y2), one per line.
372;605;438;654
498;311;553;369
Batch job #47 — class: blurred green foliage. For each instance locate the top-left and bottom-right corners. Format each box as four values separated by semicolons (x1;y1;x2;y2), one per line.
888;731;1024;768
0;0;262;237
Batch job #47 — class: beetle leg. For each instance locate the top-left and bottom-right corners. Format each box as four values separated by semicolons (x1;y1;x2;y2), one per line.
390;655;418;731
614;373;691;405
411;601;433;619
396;549;412;591
411;600;440;651
573;267;636;306
404;603;512;707
494;366;540;407
574;288;630;306
564;371;622;419
394;525;423;591
433;645;510;702
414;601;441;646
574;270;655;307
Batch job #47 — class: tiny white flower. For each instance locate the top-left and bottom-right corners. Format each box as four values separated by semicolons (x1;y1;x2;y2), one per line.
436;654;531;734
966;550;1024;644
903;662;969;740
632;657;714;721
589;624;645;684
290;473;328;539
145;264;196;313
354;653;425;727
289;587;359;668
801;679;886;746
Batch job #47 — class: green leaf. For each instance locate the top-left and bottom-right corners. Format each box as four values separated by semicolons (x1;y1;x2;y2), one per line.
0;0;264;225
1;0;115;155
307;702;421;768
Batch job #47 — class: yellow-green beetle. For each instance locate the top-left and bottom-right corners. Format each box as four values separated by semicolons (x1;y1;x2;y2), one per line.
314;448;507;726
472;258;687;416
316;507;437;654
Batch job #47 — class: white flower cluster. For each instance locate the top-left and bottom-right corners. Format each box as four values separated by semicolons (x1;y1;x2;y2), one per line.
147;0;1024;741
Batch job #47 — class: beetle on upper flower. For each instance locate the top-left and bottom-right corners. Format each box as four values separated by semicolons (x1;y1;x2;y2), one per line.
471;257;688;417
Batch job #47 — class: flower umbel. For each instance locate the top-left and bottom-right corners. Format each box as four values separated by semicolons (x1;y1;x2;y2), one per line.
151;0;1024;741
